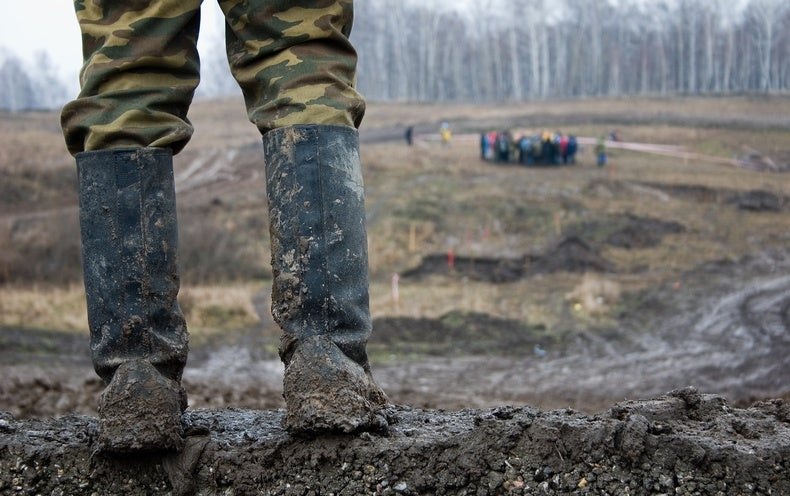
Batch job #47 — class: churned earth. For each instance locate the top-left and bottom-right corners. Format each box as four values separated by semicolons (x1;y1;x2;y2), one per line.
2;245;789;494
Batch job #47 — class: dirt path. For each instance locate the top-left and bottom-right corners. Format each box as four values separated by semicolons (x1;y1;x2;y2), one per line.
376;251;790;412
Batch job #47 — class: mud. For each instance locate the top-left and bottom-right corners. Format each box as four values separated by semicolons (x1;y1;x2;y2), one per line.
2;249;789;494
402;236;614;283
566;214;685;249
636;182;789;212
1;389;789;495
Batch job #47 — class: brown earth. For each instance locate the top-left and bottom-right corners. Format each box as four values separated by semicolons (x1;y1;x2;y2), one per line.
1;97;790;494
1;240;789;494
2;389;789;495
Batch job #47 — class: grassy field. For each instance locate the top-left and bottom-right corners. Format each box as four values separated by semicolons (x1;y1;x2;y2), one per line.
1;95;789;351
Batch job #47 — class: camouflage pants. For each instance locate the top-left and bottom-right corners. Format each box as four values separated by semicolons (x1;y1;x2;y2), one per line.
61;0;365;156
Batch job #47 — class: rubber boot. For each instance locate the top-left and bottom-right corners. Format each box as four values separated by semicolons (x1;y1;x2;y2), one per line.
77;147;189;453
263;125;388;434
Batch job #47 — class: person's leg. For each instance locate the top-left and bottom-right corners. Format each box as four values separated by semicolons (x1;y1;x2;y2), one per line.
219;0;364;135
78;147;189;452
61;0;202;155
220;0;387;433
61;0;202;453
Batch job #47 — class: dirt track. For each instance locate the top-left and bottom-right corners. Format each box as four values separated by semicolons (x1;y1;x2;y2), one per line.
376;249;790;412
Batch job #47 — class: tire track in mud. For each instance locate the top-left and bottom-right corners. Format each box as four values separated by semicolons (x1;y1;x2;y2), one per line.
661;274;790;396
376;271;790;412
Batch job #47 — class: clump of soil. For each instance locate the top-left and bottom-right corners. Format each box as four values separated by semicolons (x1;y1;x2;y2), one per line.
567;214;685;249
1;388;788;495
731;190;784;212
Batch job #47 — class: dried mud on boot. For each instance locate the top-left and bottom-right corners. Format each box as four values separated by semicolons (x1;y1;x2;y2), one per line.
282;336;388;434
97;360;187;454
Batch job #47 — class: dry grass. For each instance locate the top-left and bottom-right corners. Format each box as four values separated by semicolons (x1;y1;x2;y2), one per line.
0;283;263;342
363;95;790;130
178;284;262;336
0;284;88;333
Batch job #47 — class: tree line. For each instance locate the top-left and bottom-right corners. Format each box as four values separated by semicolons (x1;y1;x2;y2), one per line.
0;51;69;111
354;0;790;102
1;0;788;111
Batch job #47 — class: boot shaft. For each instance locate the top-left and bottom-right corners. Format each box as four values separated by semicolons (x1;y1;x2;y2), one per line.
77;148;188;383
263;125;371;366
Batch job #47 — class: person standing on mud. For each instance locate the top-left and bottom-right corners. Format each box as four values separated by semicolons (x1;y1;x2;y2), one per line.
60;0;387;453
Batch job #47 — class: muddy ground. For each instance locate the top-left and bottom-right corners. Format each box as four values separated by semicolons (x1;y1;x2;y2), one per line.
2;100;790;493
2;245;789;494
2;389;789;495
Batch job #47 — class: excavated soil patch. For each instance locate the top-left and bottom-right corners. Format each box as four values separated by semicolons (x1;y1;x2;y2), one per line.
401;254;526;283
402;236;614;283
370;311;550;357
566;214;685;249
637;182;788;212
529;236;615;274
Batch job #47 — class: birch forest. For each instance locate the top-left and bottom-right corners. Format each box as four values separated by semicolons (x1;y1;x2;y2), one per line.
353;0;790;102
1;0;788;110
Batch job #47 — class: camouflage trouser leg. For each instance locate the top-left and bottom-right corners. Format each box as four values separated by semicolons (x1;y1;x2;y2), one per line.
61;0;365;156
61;0;202;156
219;0;365;135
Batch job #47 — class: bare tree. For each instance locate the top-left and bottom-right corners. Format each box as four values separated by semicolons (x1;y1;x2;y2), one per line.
3;0;790;109
0;56;37;111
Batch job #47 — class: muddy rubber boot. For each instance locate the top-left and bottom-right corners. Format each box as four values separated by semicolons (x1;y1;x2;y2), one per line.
77;148;189;453
263;125;388;434
97;359;187;453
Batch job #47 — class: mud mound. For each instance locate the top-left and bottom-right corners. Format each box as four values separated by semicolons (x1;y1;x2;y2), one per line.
637;182;788;212
403;236;614;283
730;190;785;212
605;218;684;248
371;311;550;357
401;254;525;283
1;388;788;495
567;214;685;249
530;236;615;274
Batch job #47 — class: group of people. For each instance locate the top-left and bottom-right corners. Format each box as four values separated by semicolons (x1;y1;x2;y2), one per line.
481;130;579;166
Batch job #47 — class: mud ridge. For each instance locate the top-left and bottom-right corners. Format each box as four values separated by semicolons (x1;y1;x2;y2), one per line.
403;236;614;283
1;388;788;495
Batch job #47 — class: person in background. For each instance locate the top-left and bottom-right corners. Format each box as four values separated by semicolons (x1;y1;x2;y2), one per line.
440;121;452;147
595;136;608;167
61;0;387;454
567;135;578;164
481;132;491;160
495;130;511;163
540;130;553;165
518;135;532;165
